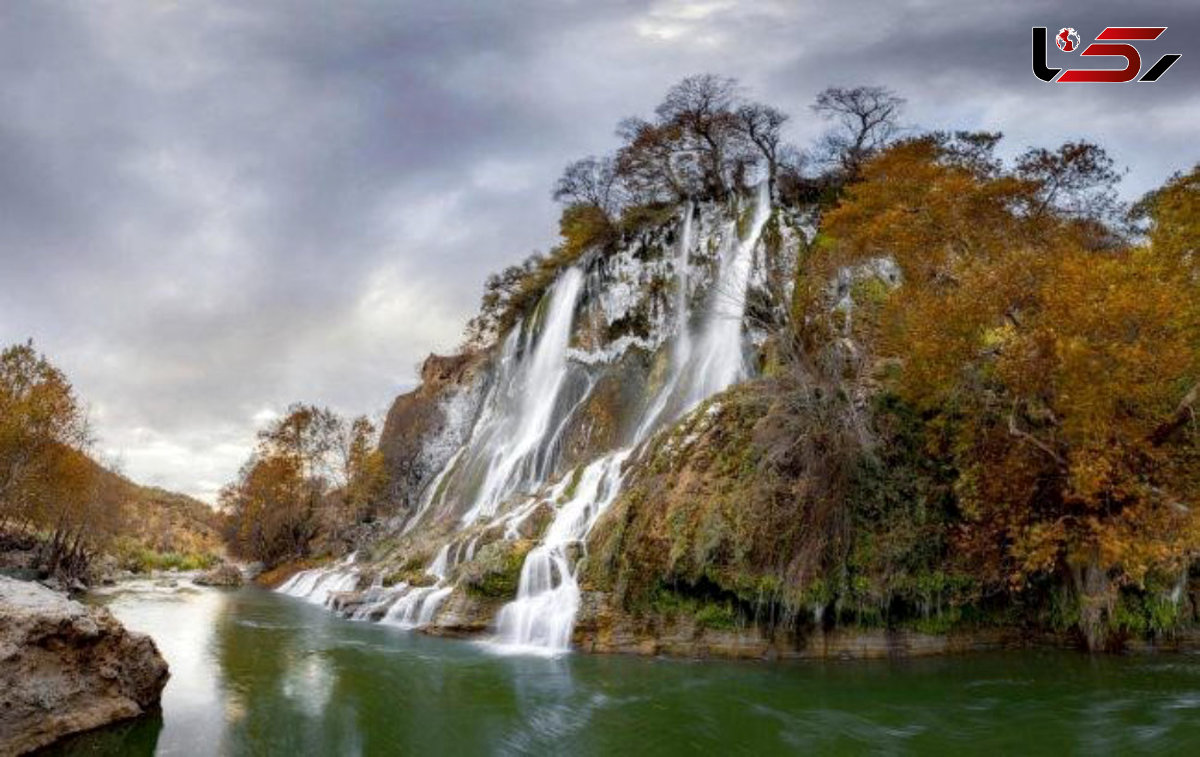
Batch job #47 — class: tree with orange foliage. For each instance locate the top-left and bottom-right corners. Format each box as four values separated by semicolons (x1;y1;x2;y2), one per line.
0;342;125;581
815;141;1200;647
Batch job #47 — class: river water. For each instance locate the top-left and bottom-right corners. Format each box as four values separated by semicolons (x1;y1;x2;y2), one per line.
44;579;1200;755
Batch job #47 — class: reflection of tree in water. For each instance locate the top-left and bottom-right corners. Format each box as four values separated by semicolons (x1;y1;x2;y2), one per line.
209;591;354;755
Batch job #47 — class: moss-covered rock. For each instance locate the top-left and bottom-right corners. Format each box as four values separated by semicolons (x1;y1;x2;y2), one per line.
461;540;534;599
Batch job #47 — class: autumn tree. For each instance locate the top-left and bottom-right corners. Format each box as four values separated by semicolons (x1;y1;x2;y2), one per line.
653;74;750;198
222;404;388;564
0;341;123;580
1015;140;1124;223
814;139;1200;648
614;117;694;202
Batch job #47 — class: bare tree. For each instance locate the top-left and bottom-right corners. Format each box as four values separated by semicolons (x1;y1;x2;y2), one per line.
655;74;747;198
735;102;789;192
811;85;905;178
614;117;694;202
553;155;624;217
1015;140;1123;220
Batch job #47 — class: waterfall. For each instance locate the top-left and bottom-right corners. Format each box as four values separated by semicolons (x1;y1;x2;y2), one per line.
277;553;359;607
409;267;587;529
633;202;695;442
490;184;773;654
685;181;772;407
275;186;774;649
490;450;629;654
464;266;584;523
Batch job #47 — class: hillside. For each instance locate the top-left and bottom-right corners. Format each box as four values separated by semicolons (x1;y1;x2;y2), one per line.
244;77;1198;657
92;463;224;572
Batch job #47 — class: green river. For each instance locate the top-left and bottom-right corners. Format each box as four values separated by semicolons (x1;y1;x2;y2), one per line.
43;579;1200;755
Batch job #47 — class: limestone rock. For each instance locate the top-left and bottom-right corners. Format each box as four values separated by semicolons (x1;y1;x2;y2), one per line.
0;577;169;754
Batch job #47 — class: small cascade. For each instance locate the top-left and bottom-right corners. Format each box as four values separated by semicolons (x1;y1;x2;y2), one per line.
403;447;464;534
277;554;360;607
490;451;629;654
634;201;695;441
380;540;461;628
685;181;772;408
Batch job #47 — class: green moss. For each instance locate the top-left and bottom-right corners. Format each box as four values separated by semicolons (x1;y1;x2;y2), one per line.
560;466;586;502
1112;588;1184;637
463;540;534;599
648;585;739;630
382;568;437;588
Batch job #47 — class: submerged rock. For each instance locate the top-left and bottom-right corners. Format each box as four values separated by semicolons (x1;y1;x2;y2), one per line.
194;563;244;587
0;576;169;754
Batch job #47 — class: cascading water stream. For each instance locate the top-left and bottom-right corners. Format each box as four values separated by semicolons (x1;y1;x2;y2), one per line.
491;184;773;654
634;202;695;442
419;267;588;528
685;181;772;408
490;450;629;654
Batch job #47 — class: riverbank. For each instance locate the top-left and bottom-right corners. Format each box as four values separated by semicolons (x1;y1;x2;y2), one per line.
267;557;1200;661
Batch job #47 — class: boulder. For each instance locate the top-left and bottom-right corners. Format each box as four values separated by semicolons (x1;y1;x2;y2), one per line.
0;577;169;754
194;563;244;587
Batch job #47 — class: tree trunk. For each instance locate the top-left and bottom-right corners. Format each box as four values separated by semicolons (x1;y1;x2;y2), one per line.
1070;550;1114;651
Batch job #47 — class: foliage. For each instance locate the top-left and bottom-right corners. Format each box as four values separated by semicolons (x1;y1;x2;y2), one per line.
811;140;1200;647
112;536;219;573
221;404;388;566
0;342;110;580
461;539;533;599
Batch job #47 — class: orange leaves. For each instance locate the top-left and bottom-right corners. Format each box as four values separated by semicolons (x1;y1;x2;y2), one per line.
810;139;1200;591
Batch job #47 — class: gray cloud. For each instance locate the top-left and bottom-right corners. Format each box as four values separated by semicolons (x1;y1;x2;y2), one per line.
0;0;1195;502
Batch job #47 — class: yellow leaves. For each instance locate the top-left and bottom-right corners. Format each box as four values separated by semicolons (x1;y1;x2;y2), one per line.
814;142;1200;591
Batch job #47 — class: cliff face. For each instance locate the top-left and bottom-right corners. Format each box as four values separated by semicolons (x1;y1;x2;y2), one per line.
280;186;823;653
0;576;169;754
377;352;487;513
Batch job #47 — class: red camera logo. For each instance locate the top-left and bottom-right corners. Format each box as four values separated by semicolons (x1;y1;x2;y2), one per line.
1033;26;1182;83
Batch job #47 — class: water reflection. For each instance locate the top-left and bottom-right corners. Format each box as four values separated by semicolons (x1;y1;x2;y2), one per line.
42;581;1200;756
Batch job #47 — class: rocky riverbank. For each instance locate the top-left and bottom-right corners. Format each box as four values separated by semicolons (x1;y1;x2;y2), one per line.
0;576;169;755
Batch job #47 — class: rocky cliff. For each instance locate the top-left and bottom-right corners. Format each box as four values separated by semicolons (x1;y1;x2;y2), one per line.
279;185;817;653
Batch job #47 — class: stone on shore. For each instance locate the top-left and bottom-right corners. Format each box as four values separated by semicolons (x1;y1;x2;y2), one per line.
0;576;169;755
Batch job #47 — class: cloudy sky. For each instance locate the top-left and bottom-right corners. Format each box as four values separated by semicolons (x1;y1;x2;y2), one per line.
1;0;1196;503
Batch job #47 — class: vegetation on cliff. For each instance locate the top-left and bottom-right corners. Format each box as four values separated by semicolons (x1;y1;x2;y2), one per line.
587;131;1199;651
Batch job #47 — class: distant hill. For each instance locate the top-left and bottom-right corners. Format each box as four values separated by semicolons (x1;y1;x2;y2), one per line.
87;460;224;569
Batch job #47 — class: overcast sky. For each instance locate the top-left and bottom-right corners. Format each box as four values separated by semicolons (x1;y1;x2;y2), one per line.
1;0;1196;503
